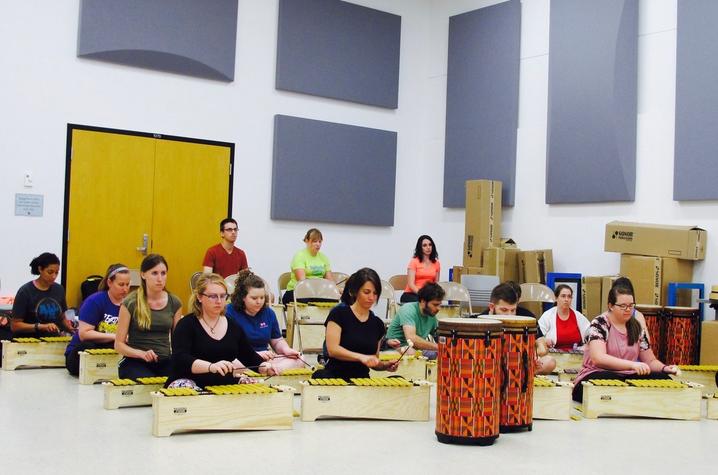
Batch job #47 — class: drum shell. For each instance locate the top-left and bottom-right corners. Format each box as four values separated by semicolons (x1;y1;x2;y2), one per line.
435;318;502;446
663;306;700;365
494;316;537;433
635;305;665;361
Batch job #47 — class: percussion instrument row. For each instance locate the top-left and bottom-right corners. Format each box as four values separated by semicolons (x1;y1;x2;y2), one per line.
636;305;700;365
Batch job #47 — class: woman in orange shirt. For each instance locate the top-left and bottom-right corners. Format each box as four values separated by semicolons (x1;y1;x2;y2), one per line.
401;235;441;303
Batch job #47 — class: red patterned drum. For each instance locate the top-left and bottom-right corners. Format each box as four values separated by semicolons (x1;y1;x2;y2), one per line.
663;306;700;365
494;315;537;433
435;317;503;446
635;305;665;361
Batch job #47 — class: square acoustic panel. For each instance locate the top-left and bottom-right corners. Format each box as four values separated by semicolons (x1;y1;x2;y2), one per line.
443;0;521;207
78;0;238;81
271;115;397;226
276;0;401;109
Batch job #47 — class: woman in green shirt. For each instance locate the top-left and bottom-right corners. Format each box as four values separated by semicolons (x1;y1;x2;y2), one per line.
281;228;334;305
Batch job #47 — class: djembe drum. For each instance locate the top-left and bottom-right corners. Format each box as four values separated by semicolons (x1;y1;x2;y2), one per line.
635;304;665;361
663;306;700;365
435;317;502;446
493;315;537;433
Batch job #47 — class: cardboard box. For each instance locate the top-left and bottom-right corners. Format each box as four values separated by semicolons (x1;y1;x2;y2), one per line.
604;221;706;260
619;255;694;306
451;265;482;284
500;238;518;249
463;180;502;266
482;247;520;283
600;276;620;311
700;321;718;365
518;250;554;284
581;276;604;319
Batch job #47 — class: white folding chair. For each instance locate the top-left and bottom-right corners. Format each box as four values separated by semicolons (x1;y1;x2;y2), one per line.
438;281;473;315
293;279;340;352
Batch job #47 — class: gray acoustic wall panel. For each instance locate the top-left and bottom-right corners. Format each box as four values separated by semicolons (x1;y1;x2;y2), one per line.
443;0;521;208
546;0;638;203
78;0;238;82
271;115;397;226
674;0;718;200
276;0;401;109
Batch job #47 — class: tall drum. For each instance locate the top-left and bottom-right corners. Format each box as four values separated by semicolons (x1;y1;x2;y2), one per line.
663;306;700;365
493;315;537;433
635;305;665;361
435;317;503;446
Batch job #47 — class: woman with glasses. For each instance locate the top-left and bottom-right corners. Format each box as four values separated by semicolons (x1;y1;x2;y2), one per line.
225;269;303;372
538;284;591;351
166;273;276;388
115;254;182;378
571;282;678;402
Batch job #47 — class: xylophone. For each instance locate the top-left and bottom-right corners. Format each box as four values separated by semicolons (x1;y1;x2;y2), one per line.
706;393;718;420
103;377;167;409
1;336;71;370
425;360;437;383
152;383;294;437
286;301;336;352
369;352;429;381
547;347;584;371
671;365;718;396
78;348;121;385
581;379;703;420
243;366;322;394
533;376;573;420
300;377;431;422
555;368;580;382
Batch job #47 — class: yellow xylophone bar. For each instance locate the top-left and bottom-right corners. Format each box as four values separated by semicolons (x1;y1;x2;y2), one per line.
588;379;688;388
206;384;278;395
307;378;348;386
159;388;199;396
109;376;167;386
350;377;413;387
378;351;423;361
84;348;118;355
533;376;558;388
679;365;718;372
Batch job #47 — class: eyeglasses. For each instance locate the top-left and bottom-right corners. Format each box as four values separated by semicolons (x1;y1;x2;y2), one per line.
202;293;228;301
223;227;238;232
613;303;635;311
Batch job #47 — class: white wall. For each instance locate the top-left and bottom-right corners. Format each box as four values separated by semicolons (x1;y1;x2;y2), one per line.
1;0;715;313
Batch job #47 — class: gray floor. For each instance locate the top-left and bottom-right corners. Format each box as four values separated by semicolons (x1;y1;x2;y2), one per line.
1;368;717;474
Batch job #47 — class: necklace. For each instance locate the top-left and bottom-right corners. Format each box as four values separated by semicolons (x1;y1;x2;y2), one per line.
202;315;221;334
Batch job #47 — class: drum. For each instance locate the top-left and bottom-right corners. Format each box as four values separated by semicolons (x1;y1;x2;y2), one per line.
635;305;665;361
435;317;503;446
663;306;700;365
494;315;537;433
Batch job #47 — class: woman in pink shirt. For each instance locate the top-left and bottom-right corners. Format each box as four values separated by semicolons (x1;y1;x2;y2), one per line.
400;235;440;303
572;283;679;402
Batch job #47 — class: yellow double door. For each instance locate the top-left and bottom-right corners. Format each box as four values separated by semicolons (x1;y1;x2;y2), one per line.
65;127;232;308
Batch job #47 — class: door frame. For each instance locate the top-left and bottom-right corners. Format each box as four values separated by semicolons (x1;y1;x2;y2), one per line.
62;123;235;291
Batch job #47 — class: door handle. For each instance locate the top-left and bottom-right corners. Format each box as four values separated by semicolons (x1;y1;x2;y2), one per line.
136;233;149;256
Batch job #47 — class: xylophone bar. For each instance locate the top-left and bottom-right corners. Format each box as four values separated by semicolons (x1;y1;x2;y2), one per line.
300;378;431;422
79;349;121;385
244;368;315;395
1;338;70;370
671;365;718;396
533;377;573;421
581;379;703;420
103;377;167;409
152;383;294;436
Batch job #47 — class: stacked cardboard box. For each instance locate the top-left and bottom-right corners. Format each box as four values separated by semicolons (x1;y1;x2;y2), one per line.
518;250;554;285
604;222;705;306
463;180;502;267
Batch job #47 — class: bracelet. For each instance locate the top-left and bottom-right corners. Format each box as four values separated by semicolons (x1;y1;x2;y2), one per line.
34;322;39;332
208;363;213;373
661;365;668;373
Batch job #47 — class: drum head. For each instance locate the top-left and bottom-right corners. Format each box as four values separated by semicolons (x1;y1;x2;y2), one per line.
437;317;502;334
664;306;699;316
493;315;537;328
635;304;662;313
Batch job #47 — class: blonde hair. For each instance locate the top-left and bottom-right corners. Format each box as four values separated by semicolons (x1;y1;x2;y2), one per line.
189;273;228;317
135;254;168;330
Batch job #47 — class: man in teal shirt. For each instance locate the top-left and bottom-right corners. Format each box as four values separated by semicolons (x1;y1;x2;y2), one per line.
386;283;445;352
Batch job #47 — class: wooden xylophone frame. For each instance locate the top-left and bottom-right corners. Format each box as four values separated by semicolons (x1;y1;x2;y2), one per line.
152;384;294;437
581;380;703;420
1;338;69;370
533;377;573;421
103;379;166;409
547;348;584;372
78;351;121;385
369;354;429;381
671;366;718;396
300;379;431;422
